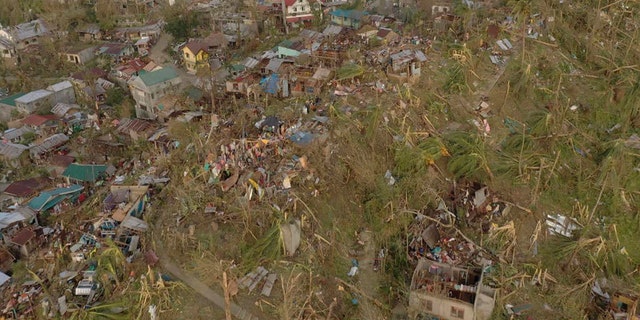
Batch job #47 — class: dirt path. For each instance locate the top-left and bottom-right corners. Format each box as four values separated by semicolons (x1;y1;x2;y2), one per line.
356;230;386;320
150;210;267;320
159;258;260;320
149;33;174;65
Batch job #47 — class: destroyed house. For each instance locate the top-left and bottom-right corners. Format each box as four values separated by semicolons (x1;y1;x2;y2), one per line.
226;73;259;96
0;211;31;242
103;185;149;222
27;184;84;212
29;133;70;160
119;215;148;235
0;247;14;273
388;49;427;78
409;259;496;320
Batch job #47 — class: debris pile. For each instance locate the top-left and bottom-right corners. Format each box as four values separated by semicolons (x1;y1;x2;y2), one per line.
450;183;510;224
408;220;480;266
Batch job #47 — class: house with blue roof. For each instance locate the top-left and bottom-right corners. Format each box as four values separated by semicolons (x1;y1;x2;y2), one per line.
128;66;182;119
28;185;84;212
329;9;368;29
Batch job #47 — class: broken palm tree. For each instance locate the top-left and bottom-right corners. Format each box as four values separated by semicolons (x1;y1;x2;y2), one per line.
485;221;517;264
336;63;365;81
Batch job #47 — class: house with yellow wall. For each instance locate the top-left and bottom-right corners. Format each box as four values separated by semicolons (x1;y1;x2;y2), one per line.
182;41;210;74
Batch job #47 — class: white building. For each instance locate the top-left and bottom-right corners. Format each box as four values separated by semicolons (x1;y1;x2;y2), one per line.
284;0;314;24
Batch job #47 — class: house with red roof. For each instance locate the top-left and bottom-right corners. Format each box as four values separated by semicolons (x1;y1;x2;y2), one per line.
3;177;50;203
21;114;59;135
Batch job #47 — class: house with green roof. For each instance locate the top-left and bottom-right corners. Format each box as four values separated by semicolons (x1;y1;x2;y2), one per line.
0;93;26;121
28;184;84;212
128;66;182;119
62;163;108;184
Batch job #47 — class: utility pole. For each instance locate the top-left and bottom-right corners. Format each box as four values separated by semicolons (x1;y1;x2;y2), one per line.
281;0;289;34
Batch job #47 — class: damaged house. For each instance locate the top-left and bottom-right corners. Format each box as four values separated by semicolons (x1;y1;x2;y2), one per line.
103;185;149;222
409;259;496;320
388;49;427;79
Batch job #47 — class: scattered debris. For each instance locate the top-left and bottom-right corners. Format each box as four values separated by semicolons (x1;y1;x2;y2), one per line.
545;213;581;237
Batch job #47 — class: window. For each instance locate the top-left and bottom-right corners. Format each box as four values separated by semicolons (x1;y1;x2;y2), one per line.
450;306;464;319
185;52;190;58
424;300;433;312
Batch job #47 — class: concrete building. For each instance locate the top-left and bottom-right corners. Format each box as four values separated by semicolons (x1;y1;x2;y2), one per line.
408;259;496;320
15;90;54;113
128;66;182;119
46;80;76;105
64;46;95;65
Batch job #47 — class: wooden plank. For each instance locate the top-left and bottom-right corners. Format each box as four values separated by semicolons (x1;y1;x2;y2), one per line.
248;267;268;292
261;273;278;297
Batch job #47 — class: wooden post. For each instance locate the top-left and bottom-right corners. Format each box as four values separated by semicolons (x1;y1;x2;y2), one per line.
223;271;232;320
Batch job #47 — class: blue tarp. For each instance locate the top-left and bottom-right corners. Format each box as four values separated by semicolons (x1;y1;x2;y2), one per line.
261;74;280;95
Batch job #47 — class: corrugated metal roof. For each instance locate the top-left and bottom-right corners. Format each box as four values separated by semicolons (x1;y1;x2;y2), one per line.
266;58;285;73
51;103;80;117
62;164;108;182
22;114;57;127
137;66;179;87
27;185;84;211
13;19;48;41
322;25;343;36
0;142;28;160
414;50;428;62
4;177;48;198
10;228;35;245
243;57;260;69
117;118;153;134
46;80;73;92
29;133;69;157
2;126;33;141
0;212;28;229
15;89;53;104
0;93;26;107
